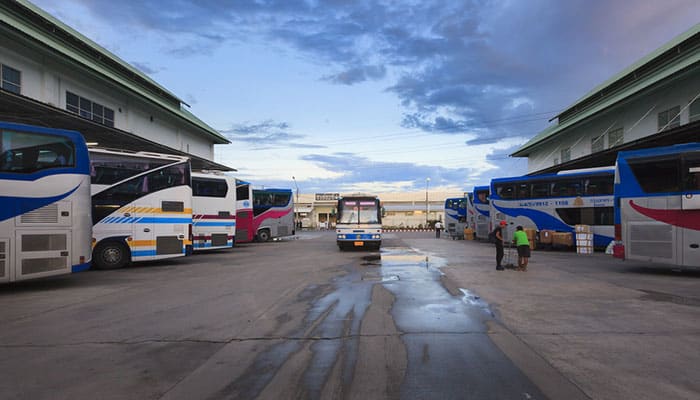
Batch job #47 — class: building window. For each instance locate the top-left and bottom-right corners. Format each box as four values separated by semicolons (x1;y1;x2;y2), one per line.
689;99;700;123
1;64;21;94
560;147;571;163
657;106;680;131
607;127;624;148
591;134;604;153
66;91;114;127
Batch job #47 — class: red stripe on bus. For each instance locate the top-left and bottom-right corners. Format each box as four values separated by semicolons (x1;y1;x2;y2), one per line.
629;200;700;231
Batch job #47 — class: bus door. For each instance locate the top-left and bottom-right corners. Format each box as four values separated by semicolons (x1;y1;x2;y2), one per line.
13;200;73;281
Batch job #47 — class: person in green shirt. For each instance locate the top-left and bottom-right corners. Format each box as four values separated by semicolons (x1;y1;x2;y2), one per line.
512;225;531;271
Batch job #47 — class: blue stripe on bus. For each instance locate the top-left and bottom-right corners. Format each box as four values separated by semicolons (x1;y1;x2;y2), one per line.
193;242;233;249
338;234;379;240
101;217;192;224
71;261;92;273
0;184;80;223
131;249;185;257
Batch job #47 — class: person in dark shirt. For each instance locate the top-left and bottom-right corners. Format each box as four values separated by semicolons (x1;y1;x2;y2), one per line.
494;220;507;271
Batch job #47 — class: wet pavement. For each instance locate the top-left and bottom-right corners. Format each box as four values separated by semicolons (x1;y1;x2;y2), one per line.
220;245;546;399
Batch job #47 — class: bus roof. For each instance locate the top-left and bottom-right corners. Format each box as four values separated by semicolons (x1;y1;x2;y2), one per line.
491;168;614;185
616;142;700;160
88;147;189;162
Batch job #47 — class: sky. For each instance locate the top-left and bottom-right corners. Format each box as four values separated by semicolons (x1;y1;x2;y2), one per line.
33;0;700;194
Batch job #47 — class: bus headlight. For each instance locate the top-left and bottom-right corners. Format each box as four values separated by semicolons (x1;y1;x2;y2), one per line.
372;234;381;239
337;234;346;239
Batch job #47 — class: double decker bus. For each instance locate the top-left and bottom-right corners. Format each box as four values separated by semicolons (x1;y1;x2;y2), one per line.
234;179;253;243
613;143;700;268
336;195;382;250
473;186;491;240
0;122;92;282
444;196;467;239
89;149;192;269
490;168;615;248
251;188;295;241
191;171;236;251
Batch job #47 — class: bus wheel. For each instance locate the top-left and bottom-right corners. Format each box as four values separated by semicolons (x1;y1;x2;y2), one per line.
257;229;271;242
93;241;130;270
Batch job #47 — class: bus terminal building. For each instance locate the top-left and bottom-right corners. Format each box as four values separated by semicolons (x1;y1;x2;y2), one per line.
0;0;232;171
513;24;700;173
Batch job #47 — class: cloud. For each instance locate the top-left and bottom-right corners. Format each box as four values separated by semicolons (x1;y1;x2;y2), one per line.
130;61;162;75
323;64;387;85
219;120;326;150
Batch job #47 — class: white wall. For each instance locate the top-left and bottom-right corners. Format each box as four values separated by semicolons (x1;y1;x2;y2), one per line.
527;70;700;172
0;37;216;160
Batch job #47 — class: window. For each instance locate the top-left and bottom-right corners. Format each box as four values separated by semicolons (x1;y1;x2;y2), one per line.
628;156;681;193
476;190;489;204
494;184;515;200
0;129;75;173
516;183;530;199
607;127;624;148
551;178;582;197
91;163;190;224
657;106;680;131
65;91;115;127
90;152;171;185
192;177;228;198
585;176;614;195
272;193;291;206
683;153;700;191
236;184;250;201
531;182;550;198
591;134;604;153
690;99;700;123
560;148;571;163
556;207;614;226
1;64;21;94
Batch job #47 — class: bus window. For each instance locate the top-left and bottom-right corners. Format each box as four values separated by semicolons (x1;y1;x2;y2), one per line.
628;157;681;193
552;178;582;197
683;154;700;191
495;184;515;200
273;193;291;206
193;177;228;197
236;184;250;201
585;176;613;195
516;183;530;199
476;190;489;204
531;181;550;198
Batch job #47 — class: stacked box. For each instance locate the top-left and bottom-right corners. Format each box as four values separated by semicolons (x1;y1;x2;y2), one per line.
552;232;573;247
575;226;593;255
463;228;474;240
539;229;554;244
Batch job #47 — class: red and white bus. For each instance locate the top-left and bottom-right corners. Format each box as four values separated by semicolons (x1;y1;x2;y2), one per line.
251;188;295;242
191;171;236;251
235;179;254;243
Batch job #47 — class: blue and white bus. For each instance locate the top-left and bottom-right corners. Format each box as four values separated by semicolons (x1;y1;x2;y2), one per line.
613;143;700;268
473;186;491;240
444;196;467;239
0;122;92;282
90;149;192;269
490;168;615;248
336;195;382;250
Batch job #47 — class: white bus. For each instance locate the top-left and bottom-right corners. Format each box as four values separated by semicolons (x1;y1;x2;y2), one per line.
89;149;192;269
191;171;236;251
614;143;700;268
336;195;382;250
0;122;92;282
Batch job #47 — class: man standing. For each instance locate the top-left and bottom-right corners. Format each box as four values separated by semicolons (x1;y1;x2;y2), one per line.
434;220;443;238
513;225;531;271
494;220;506;270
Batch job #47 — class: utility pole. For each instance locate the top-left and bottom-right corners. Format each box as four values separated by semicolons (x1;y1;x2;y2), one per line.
425;177;430;225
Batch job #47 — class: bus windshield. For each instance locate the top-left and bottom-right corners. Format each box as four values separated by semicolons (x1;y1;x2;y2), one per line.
338;200;379;224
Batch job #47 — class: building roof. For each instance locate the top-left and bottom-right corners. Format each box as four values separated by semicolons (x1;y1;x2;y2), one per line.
513;23;700;157
0;0;229;144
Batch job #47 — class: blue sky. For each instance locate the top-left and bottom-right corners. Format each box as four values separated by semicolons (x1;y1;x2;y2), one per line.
34;0;700;193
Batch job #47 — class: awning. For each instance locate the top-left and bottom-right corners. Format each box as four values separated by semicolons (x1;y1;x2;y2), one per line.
0;90;235;171
295;206;313;213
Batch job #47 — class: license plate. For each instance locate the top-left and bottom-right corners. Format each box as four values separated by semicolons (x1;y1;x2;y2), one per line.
353;241;364;247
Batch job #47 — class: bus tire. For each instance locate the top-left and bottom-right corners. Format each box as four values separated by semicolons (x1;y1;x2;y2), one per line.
93;241;130;270
257;229;271;242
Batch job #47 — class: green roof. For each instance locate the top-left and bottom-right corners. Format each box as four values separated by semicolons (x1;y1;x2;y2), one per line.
513;23;700;157
1;0;229;144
